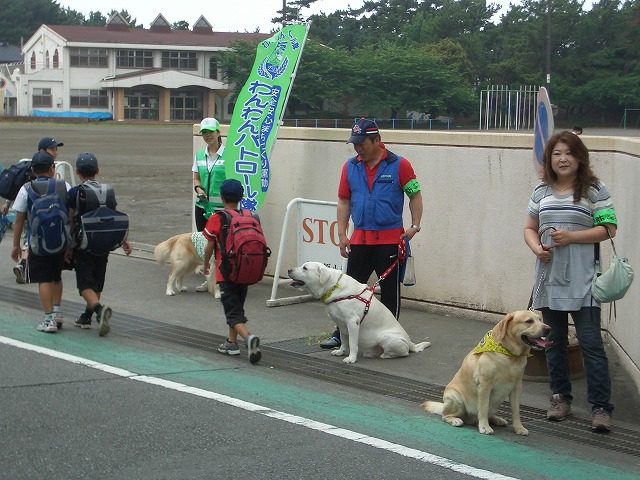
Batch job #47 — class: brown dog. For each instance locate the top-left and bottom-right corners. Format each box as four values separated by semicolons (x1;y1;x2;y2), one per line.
422;310;551;435
154;232;220;297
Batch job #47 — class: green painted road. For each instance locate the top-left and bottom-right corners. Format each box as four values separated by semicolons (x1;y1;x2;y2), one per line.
1;307;637;480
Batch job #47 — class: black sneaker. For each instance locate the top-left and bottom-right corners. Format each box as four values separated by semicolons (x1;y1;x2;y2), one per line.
247;335;261;364
74;313;92;329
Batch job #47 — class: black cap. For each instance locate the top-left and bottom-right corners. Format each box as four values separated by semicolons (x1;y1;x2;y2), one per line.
76;152;98;169
31;151;55;166
38;137;64;151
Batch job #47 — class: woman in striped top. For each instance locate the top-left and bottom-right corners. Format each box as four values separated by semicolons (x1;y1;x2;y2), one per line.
524;131;617;433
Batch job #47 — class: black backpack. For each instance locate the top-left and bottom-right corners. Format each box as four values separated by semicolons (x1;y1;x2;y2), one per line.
0;161;33;200
74;182;129;256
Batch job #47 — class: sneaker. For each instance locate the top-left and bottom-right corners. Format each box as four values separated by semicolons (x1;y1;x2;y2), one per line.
247;334;261;364
547;393;571;421
320;336;341;349
37;317;57;333
592;408;612;433
74;313;92;329
97;306;112;337
13;264;25;284
54;312;63;329
195;280;209;292
218;339;241;355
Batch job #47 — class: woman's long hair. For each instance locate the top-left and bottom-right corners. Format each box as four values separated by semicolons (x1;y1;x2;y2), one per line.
542;131;599;202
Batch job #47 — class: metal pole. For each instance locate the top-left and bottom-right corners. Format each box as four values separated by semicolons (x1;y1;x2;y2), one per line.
546;0;551;94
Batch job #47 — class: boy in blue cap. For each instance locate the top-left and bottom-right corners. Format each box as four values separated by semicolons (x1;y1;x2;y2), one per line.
202;178;261;364
67;152;132;336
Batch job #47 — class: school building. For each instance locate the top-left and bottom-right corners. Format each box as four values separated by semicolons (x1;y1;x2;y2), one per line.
3;12;268;122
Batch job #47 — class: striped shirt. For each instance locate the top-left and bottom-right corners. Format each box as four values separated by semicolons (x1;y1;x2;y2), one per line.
527;182;616;310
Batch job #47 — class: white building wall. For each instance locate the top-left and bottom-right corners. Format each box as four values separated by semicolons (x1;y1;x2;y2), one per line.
200;126;640;391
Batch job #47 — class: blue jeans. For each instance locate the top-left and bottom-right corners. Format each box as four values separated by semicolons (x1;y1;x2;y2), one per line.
541;307;614;414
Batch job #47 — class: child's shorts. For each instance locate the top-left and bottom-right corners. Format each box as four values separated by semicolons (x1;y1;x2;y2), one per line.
74;249;109;293
26;251;65;283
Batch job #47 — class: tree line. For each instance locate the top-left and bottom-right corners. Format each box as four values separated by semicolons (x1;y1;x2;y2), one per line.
2;0;638;126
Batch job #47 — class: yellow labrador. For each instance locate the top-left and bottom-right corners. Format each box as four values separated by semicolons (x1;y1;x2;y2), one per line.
154;232;220;298
422;310;551;435
288;262;430;364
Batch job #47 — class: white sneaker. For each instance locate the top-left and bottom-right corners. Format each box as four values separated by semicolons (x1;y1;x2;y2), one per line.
98;306;112;337
195;280;209;292
37;317;58;333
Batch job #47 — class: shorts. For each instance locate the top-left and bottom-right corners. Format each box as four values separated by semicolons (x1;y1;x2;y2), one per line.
74;249;109;293
25;250;65;283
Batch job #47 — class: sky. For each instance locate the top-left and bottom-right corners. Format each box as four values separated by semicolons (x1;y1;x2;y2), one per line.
56;0;555;33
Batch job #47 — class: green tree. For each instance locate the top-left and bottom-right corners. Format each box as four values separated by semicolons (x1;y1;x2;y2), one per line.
172;20;190;30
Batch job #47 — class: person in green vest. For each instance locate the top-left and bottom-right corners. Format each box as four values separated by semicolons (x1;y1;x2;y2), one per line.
192;117;225;292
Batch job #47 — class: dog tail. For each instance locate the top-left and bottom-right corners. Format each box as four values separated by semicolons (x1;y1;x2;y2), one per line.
410;341;432;352
153;236;178;265
422;401;444;414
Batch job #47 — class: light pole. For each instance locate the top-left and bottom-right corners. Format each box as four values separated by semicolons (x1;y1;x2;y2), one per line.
546;0;551;95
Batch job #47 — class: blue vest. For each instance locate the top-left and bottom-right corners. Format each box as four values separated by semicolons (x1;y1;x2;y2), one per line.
347;150;404;230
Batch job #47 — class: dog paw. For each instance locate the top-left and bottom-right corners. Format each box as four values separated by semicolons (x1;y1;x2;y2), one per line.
343;356;356;364
331;349;345;357
478;424;494;435
444;417;464;427
179;286;187;292
513;425;529;436
166;291;176;296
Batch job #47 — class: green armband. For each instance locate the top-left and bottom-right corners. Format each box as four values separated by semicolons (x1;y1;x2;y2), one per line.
594;209;617;227
403;179;421;196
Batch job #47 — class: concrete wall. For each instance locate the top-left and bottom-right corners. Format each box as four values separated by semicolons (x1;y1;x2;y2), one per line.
194;126;640;390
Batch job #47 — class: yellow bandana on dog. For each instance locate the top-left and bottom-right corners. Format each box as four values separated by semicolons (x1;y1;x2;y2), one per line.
472;331;516;357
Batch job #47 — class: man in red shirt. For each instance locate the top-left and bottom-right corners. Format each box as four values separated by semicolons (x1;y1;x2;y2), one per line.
321;118;424;349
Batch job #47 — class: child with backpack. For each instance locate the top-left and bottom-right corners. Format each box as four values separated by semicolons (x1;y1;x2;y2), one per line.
202;179;270;364
67;153;132;337
10;151;71;333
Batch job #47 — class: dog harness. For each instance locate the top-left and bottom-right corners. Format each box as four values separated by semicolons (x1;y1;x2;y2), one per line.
321;274;375;325
472;331;516;357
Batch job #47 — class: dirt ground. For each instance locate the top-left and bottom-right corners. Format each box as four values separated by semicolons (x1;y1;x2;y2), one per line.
1;122;196;247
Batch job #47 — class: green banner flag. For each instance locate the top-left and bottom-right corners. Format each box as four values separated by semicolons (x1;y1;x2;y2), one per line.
222;23;309;211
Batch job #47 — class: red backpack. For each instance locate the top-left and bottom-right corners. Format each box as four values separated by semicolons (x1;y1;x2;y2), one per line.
217;209;271;284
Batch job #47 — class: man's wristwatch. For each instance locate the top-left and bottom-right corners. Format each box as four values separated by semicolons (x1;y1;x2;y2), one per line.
410;224;421;232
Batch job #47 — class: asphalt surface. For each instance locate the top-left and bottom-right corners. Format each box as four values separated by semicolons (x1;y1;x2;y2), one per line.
1;123;640;477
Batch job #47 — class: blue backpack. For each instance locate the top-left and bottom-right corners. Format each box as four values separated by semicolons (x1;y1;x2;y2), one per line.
75;182;129;256
27;179;70;256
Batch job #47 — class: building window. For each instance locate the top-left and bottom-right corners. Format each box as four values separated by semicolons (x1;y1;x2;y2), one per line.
70;48;108;67
70;89;109;108
33;88;52;107
161;51;197;70
124;89;159;120
30;52;36;70
169;89;202;120
53;49;59;68
227;102;235;115
45;51;50;68
117;50;153;68
209;56;219;80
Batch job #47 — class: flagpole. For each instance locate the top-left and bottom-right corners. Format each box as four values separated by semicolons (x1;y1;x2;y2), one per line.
268;22;310;156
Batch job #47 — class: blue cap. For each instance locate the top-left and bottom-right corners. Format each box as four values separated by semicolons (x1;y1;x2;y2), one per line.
219;179;244;200
347;118;379;144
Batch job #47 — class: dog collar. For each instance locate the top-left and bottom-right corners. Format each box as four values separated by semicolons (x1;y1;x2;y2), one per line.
472;331;516;357
321;274;343;302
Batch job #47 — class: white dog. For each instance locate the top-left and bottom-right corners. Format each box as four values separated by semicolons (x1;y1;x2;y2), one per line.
288;262;430;364
422;310;551;435
154;232;220;298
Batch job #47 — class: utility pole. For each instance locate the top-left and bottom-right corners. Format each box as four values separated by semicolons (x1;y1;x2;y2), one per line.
545;0;551;95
